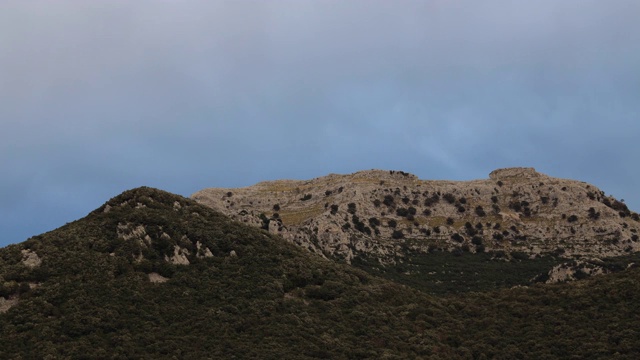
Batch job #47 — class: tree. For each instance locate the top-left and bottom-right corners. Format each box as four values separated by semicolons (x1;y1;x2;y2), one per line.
348;203;357;214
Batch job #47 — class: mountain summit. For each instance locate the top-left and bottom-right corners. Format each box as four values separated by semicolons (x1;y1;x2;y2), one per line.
192;168;640;262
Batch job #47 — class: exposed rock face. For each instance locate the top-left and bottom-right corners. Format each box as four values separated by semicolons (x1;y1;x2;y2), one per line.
0;297;18;313
115;222;211;266
148;272;169;283
20;249;41;268
192;168;640;262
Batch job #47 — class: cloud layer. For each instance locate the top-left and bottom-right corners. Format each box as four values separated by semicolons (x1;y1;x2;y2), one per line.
2;1;639;246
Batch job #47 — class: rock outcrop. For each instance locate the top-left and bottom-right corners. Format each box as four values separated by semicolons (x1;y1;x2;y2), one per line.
192;168;640;262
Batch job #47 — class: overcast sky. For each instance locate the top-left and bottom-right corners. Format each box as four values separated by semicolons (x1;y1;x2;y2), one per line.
1;1;639;247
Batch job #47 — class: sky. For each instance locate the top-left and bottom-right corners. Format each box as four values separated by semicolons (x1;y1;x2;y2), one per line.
1;0;639;247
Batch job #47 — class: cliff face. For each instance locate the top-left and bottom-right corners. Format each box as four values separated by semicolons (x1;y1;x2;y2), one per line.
192;168;640;262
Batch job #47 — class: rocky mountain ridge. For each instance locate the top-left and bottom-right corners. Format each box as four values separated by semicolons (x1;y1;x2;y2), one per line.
192;167;640;262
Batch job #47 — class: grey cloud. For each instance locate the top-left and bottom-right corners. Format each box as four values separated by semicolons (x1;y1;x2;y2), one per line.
1;1;639;245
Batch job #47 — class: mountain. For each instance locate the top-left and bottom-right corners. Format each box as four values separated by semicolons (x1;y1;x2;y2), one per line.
0;187;446;358
1;186;640;358
192;168;640;290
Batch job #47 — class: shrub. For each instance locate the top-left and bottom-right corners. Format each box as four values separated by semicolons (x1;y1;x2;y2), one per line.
259;213;270;230
347;203;357;214
408;207;417;216
451;233;464;243
465;225;477;237
368;217;381;227
352;216;370;235
330;204;339;215
491;196;498;204
511;252;528;261
567;215;578;223
391;230;404;239
446;217;454;225
475;206;486;217
273;204;280;211
443;193;456;204
424;194;440;207
396;208;409;217
383;195;395;207
388;219;397;228
300;194;312;201
423;209;432;216
373;199;381;207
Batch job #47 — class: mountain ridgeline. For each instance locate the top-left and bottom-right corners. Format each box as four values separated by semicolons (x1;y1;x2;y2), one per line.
193;168;639;261
192;168;640;288
1;173;639;358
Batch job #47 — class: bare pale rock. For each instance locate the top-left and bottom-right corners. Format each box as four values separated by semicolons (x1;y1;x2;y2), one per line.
148;272;169;283
21;249;41;268
165;245;190;265
192;168;640;262
545;260;607;283
0;296;18;313
196;241;214;258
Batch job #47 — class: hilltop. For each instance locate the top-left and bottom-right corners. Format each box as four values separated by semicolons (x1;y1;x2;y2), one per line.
193;168;640;288
0;187;447;358
193;168;639;260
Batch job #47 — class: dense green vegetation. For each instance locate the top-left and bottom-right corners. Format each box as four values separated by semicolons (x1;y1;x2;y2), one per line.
1;187;639;359
352;251;561;295
354;249;640;296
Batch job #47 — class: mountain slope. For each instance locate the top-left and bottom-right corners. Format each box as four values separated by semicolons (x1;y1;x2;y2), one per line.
192;168;640;291
1;186;640;358
192;168;640;261
0;187;450;358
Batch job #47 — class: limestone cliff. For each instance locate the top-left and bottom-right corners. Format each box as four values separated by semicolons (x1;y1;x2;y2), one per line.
192;168;640;262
